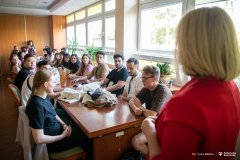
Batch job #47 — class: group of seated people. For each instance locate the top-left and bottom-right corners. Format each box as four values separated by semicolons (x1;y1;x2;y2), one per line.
11;7;240;160
13;47;173;159
8;40;36;74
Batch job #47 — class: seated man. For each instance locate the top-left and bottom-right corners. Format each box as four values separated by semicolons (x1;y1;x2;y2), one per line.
99;53;129;97
130;65;172;157
14;54;36;91
118;58;143;102
71;51;109;83
21;60;63;106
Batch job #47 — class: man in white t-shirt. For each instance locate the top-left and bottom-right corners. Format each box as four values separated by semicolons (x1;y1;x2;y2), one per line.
21;60;63;106
118;58;143;102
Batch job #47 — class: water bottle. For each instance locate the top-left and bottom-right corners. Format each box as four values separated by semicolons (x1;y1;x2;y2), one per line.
62;67;66;82
169;80;173;90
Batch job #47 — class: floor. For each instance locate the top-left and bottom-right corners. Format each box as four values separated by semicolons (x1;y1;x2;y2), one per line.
0;75;24;160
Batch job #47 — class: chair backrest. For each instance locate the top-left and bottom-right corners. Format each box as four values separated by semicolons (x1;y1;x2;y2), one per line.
8;84;21;106
7;77;14;84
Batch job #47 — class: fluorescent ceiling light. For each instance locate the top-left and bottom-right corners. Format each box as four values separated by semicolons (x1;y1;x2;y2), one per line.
50;0;72;13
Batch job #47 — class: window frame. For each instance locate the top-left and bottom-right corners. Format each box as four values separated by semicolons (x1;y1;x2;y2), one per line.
66;0;115;52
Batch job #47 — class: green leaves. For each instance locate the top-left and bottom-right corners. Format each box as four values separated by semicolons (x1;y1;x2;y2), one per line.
66;37;79;55
83;44;102;62
157;62;172;75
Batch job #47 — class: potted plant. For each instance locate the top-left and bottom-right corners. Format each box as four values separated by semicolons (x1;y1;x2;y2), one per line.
66;37;79;55
157;62;172;84
84;44;102;63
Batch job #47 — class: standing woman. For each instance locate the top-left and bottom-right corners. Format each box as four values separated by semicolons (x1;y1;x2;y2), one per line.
61;53;71;69
27;40;36;54
25;69;91;154
67;54;94;81
10;54;21;73
142;7;240;160
68;54;81;74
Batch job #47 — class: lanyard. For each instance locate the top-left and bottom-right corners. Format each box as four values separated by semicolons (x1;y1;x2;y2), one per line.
95;63;104;77
128;77;133;94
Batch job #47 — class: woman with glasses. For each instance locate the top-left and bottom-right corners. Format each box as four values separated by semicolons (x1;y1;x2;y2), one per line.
142;7;240;160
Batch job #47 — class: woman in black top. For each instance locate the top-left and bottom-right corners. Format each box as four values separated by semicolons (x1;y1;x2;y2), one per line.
26;69;92;154
68;54;81;74
61;53;70;68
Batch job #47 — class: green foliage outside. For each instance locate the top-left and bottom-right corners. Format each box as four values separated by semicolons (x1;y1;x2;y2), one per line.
66;37;79;55
84;44;102;62
157;62;172;75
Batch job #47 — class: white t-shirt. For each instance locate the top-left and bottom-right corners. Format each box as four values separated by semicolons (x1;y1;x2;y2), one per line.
47;54;54;62
21;73;35;106
124;72;143;97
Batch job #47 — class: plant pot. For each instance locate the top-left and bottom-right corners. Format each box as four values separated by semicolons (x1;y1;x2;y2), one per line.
159;74;170;85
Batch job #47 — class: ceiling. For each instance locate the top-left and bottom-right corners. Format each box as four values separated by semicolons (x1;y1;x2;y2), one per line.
0;0;100;16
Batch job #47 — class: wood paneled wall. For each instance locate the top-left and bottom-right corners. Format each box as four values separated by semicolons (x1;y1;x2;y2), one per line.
0;15;26;75
25;16;51;57
52;15;67;52
0;14;54;75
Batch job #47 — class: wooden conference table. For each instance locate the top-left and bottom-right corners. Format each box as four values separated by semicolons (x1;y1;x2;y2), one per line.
57;79;145;160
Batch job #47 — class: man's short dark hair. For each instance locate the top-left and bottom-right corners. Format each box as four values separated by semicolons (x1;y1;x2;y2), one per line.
21;47;27;51
52;49;58;52
43;48;47;51
127;58;139;66
37;60;50;68
60;51;66;55
24;54;35;62
61;47;66;51
114;53;124;60
46;48;52;55
96;51;105;57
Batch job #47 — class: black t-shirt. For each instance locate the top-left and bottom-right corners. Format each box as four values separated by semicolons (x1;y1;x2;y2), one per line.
69;61;81;74
106;66;129;96
14;67;31;91
26;95;62;136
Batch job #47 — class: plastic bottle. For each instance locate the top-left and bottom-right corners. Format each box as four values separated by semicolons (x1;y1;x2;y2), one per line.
169;80;173;90
62;67;66;82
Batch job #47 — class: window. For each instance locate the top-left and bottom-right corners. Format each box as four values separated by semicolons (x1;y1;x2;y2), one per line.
66;0;115;51
76;23;86;46
88;3;102;17
140;3;182;52
76;10;85;20
105;17;115;48
67;26;74;45
67;14;74;23
105;0;115;12
88;20;102;47
196;0;240;48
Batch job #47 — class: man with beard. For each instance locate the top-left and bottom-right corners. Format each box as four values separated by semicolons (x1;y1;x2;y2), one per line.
99;53;129;97
118;58;143;102
14;54;36;91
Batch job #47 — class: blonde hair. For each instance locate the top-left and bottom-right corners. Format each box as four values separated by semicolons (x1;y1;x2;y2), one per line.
175;7;240;81
26;69;52;106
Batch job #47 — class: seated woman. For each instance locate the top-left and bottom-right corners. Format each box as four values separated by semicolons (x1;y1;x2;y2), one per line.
9;54;21;73
68;54;81;74
67;54;94;81
50;53;62;67
17;51;25;67
25;69;92;156
142;7;240;160
61;53;70;69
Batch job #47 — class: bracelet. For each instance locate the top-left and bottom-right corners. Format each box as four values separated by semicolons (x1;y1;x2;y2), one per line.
120;96;123;100
62;124;67;126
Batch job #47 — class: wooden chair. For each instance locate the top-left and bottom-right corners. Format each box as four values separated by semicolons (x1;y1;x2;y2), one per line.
7;77;14;84
8;84;21;106
48;147;86;160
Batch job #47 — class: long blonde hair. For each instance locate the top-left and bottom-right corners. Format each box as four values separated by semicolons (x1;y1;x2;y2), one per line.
175;7;240;81
26;69;52;106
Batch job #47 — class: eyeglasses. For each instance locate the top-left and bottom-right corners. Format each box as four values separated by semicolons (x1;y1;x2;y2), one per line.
141;76;154;82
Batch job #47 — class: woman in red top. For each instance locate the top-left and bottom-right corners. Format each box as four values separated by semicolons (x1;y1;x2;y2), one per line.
142;7;240;160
